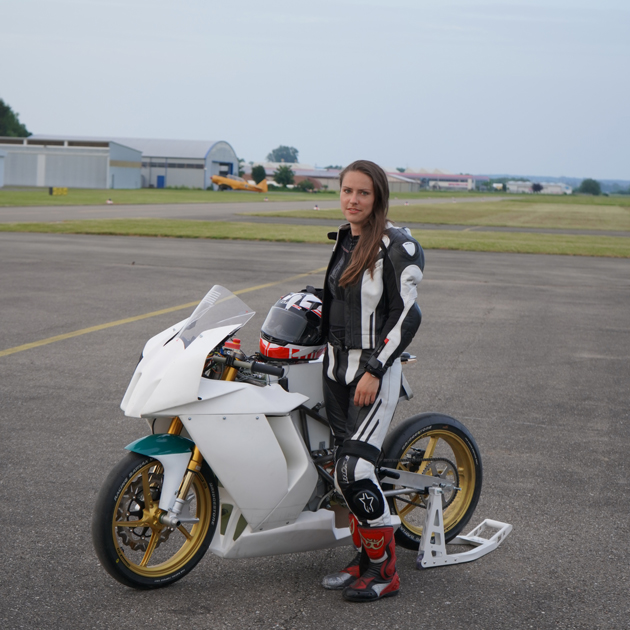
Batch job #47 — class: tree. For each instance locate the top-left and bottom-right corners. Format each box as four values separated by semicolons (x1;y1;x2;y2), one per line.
238;158;246;177
325;165;343;170
251;164;267;184
296;178;315;191
267;145;299;163
532;183;543;193
273;165;295;187
578;178;601;196
396;167;406;173
0;99;31;137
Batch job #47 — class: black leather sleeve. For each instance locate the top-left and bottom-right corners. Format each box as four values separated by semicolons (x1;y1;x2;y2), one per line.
367;235;424;375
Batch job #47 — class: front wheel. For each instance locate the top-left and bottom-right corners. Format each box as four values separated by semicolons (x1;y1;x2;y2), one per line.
92;452;219;589
382;413;482;550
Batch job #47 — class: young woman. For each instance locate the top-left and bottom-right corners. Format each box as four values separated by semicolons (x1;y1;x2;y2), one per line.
320;160;425;602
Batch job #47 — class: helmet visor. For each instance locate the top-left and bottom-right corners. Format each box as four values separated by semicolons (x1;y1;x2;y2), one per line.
261;306;310;344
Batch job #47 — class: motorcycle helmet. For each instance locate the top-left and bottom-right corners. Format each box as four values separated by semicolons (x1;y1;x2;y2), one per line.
260;291;325;360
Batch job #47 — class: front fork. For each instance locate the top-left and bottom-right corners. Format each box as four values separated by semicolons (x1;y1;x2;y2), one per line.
158;427;204;527
158;360;237;527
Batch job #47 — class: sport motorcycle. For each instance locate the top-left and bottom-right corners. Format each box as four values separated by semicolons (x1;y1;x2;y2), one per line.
92;285;482;589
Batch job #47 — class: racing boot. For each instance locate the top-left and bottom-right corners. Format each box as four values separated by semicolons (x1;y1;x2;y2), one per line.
321;514;368;590
342;525;399;602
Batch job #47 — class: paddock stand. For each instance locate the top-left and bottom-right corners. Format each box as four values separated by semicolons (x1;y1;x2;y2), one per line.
416;486;512;569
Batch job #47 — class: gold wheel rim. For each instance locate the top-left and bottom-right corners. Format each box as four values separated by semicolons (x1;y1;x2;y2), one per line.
393;429;476;537
112;462;212;577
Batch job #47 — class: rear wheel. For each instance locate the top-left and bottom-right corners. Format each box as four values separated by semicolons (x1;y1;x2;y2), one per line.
92;452;219;589
382;413;482;550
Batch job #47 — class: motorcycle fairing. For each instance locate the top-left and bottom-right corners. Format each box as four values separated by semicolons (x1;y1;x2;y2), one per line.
121;323;240;418
210;489;351;558
141;318;188;358
181;413;317;530
122;285;257;419
126;433;194;455
209;488;402;559
154;380;308;417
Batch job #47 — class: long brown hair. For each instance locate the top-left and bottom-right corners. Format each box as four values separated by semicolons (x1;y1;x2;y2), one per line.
338;160;389;287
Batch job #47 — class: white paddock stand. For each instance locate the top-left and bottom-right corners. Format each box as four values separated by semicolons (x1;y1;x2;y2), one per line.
416;486;512;570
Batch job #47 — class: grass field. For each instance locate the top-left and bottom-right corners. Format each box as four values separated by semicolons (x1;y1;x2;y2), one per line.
1;219;629;258
509;193;630;207
0;187;482;207
248;198;630;232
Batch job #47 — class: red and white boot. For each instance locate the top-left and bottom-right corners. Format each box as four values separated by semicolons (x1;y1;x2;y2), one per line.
322;514;368;590
342;525;399;602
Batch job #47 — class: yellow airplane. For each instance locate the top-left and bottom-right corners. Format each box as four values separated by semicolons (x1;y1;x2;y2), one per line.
211;174;268;192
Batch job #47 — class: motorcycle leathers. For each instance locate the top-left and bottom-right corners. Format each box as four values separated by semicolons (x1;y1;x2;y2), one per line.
321;222;424;527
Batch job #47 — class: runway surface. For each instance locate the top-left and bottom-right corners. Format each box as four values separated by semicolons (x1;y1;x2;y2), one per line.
1;233;629;629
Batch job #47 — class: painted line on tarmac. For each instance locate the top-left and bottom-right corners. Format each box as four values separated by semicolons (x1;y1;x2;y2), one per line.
0;266;328;358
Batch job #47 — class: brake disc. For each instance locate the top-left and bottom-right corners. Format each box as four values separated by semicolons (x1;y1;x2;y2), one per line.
116;473;172;552
386;453;460;510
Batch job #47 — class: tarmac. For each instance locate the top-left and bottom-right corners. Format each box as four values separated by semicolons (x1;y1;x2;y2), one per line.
1;232;629;629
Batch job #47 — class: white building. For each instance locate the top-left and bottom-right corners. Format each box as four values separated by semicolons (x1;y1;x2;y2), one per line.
0;136;142;189
506;180;573;195
0;135;239;189
387;173;421;193
506;181;533;194
428;180;472;191
0;149;6;188
117;138;238;189
541;182;572;195
394;168;488;190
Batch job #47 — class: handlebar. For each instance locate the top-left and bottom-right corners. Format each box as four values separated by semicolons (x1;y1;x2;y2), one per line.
211;355;285;378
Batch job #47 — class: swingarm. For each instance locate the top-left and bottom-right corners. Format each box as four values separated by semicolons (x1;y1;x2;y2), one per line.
379;467;459;497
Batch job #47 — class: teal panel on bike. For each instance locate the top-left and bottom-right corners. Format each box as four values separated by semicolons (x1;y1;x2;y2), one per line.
125;434;194;456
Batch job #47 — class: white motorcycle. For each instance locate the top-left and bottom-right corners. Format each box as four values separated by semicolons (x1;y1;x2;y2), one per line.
92;285;483;589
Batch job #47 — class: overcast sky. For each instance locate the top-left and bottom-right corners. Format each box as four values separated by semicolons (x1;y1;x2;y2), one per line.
2;0;628;179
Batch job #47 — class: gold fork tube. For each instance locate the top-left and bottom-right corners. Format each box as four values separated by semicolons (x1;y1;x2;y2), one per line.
174;446;204;503
167;417;183;435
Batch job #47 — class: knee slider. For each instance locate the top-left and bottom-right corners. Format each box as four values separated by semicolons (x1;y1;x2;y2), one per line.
335;455;386;521
345;479;386;522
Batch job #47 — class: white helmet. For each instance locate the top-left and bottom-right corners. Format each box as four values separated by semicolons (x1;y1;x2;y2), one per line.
259;292;325;361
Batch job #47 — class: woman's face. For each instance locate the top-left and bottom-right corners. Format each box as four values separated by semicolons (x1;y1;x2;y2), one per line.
340;170;375;236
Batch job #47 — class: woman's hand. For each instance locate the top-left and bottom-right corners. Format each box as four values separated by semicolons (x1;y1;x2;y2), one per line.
354;372;381;407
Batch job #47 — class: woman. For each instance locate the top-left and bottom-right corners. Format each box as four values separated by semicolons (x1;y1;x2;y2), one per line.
320;160;424;602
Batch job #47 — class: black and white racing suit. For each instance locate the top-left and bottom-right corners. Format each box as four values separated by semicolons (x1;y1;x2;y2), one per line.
321;222;424;528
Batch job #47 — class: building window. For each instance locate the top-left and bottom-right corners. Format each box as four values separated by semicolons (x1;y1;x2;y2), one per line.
142;161;203;169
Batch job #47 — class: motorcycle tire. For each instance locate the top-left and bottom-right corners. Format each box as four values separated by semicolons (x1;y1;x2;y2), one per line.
381;413;482;550
92;451;219;589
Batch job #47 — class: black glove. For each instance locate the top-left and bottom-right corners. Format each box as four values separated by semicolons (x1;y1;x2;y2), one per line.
301;286;324;300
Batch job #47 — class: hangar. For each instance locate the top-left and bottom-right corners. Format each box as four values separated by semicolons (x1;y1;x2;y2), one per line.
115;138;238;189
0;135;239;190
398;169;490;191
0;136;142;189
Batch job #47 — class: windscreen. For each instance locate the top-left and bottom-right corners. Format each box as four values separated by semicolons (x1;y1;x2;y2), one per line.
177;285;255;348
